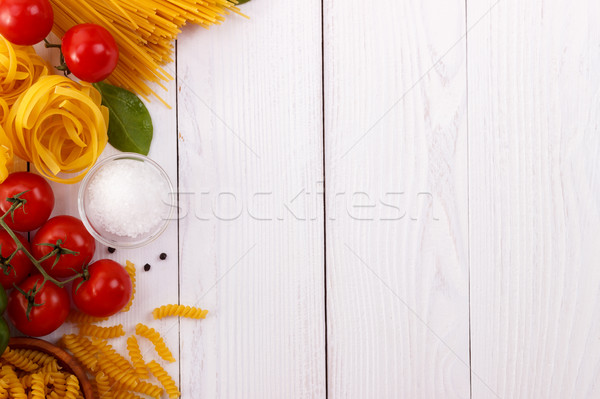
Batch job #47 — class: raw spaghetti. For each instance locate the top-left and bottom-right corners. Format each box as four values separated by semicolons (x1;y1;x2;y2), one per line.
50;0;247;106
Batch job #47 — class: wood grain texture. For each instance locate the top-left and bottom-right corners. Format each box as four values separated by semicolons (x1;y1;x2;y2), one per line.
323;0;470;397
468;0;600;397
176;1;326;397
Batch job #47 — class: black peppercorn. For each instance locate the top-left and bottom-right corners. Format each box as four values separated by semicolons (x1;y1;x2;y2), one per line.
159;253;167;260
108;247;116;253
144;263;151;271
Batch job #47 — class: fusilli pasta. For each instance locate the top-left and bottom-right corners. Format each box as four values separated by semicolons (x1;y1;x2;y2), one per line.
79;323;126;339
64;374;81;399
1;347;39;372
152;304;209;320
66;310;109;324
121;260;136;313
147;360;180;399
29;373;46;399
135;323;175;362
126;335;148;379
95;371;112;399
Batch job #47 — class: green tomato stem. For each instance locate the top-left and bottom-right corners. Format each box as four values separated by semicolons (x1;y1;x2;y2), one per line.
0;201;79;288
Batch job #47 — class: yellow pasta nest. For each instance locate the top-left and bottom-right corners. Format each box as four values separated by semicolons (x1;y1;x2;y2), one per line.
147;360;180;399
0;125;11;183
121;260;136;313
153;304;209;320
3;75;109;183
126;335;148;379
79;323;126;339
0;36;49;124
135;323;175;363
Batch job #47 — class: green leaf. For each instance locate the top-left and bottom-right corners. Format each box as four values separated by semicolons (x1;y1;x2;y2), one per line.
93;82;153;155
236;0;251;4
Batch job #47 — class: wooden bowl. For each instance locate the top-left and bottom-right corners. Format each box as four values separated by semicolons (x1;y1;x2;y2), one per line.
8;337;94;398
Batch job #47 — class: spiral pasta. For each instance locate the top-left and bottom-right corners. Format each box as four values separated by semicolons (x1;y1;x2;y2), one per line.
96;356;139;391
121;260;136;313
0;379;8;399
0;365;26;398
64;374;81;399
13;349;56;368
147;360;180;398
30;373;46;399
1;347;39;372
0;36;49;124
135;323;175;363
60;334;99;373
126;335;148;379
112;390;145;399
66;310;109;324
95;371;112;399
153;304;209;320
79;323;126;339
131;380;163;398
3;75;109;183
92;339;134;372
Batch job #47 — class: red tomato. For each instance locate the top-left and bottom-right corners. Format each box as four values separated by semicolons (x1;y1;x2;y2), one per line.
0;172;55;232
7;275;69;337
0;231;33;290
0;0;54;45
32;215;95;278
61;23;119;83
72;259;131;317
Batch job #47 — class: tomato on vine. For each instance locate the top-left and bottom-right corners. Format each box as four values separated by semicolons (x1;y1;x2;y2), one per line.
0;0;54;45
8;275;69;337
72;259;132;317
61;23;119;83
0;172;55;232
32;215;95;278
0;230;33;290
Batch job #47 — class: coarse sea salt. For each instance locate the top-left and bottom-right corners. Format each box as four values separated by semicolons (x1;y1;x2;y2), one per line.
87;159;170;238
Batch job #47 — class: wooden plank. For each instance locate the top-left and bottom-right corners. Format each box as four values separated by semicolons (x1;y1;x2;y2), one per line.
468;0;600;397
176;1;326;397
323;0;470;397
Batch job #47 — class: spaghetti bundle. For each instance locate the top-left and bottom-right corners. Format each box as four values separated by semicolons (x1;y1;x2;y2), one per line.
50;0;246;105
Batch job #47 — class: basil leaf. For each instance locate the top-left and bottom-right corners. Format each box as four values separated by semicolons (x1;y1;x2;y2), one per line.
237;0;251;4
93;82;153;155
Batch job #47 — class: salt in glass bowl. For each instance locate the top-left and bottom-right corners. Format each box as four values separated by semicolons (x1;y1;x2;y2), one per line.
78;153;175;249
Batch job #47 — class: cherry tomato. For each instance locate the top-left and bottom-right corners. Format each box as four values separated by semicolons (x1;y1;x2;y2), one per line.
0;230;33;290
31;215;95;278
0;172;55;232
7;275;69;337
61;23;119;83
72;259;131;317
0;0;54;45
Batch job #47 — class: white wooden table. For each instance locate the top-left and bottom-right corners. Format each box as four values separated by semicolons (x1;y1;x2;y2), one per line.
33;0;600;397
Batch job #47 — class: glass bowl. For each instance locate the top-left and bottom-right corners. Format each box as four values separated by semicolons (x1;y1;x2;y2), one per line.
78;153;175;249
